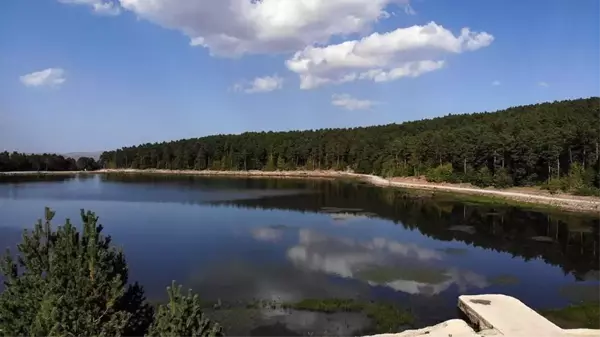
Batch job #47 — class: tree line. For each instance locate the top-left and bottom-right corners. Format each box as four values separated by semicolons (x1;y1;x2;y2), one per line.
99;97;600;193
0;152;100;172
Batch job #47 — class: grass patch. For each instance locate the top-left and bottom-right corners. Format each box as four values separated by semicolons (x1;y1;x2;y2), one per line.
540;302;600;329
284;298;364;313
283;298;414;334
355;266;450;284
433;192;560;212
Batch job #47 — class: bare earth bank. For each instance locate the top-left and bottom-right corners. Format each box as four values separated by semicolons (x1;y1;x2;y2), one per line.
1;169;599;213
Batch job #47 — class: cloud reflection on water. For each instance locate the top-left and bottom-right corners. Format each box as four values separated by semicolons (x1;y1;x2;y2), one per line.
247;227;489;296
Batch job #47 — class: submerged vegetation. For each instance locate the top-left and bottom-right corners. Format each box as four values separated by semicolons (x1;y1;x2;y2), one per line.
0;208;222;337
98;97;600;193
429;191;563;212
355;266;450;284
541;302;600;329
283;298;414;334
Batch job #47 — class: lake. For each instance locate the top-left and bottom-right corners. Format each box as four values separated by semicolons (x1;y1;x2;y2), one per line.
0;174;598;335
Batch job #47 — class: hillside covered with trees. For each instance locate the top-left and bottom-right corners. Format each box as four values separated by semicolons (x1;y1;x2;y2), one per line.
99;97;600;193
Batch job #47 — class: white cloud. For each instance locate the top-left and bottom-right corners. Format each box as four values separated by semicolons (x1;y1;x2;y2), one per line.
59;0;121;15
93;1;121;15
57;1;494;91
286;22;493;89
404;3;417;15
119;0;412;56
234;74;283;93
331;94;379;111
492;80;501;86
20;68;66;87
538;81;549;87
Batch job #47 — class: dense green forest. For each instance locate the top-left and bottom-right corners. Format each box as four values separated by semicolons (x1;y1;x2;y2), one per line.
99;97;600;193
0;152;99;172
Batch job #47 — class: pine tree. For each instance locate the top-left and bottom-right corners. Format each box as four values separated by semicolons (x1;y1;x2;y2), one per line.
265;153;276;171
0;208;224;337
0;208;153;336
147;281;223;337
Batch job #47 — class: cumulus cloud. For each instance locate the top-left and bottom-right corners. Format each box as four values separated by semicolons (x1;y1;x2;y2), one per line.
492;80;501;86
58;0;121;15
20;68;66;87
286;22;493;89
234;74;283;93
118;0;412;56
331;94;379;111
57;0;494;91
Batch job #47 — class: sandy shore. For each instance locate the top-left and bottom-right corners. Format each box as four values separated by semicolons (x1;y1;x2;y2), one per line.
2;168;600;213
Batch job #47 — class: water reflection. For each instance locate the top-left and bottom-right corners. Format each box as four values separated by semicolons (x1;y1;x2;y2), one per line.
0;175;598;334
0;174;313;204
187;259;373;303
252;225;287;242
212;183;599;280
276;228;487;296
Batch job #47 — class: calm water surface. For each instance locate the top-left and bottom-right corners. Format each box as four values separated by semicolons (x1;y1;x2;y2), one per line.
0;174;598;335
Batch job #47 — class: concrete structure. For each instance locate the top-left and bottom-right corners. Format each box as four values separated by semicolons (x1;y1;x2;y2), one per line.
367;294;600;337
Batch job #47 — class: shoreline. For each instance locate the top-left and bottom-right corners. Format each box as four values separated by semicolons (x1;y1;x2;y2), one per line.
2;168;600;213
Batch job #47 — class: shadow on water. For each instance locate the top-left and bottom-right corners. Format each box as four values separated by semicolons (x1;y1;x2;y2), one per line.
0;174;315;204
0;174;78;184
209;181;599;280
250;322;301;336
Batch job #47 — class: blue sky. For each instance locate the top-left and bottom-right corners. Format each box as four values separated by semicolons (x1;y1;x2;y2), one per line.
1;0;598;153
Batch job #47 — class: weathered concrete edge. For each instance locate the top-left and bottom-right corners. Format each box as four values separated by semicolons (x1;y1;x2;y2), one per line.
365;294;600;337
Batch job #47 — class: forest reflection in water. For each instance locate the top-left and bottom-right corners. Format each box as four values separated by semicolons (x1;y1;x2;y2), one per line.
206;179;599;281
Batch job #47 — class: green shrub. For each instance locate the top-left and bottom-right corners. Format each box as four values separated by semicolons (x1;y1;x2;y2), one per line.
492;168;514;188
471;166;493;187
574;186;600;197
264;154;276;171
381;159;398;178
425;163;454;183
0;208;222;337
583;167;597;187
567;162;585;191
276;156;286;170
544;178;563;194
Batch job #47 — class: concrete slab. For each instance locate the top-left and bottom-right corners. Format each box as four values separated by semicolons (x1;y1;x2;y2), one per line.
364;319;483;337
459;294;566;337
365;294;600;337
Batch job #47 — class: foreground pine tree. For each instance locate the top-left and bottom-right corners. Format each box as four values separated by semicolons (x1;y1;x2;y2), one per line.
147;281;223;337
0;208;223;336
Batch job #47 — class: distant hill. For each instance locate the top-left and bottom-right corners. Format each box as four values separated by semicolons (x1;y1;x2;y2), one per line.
62;151;103;160
99;97;600;189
